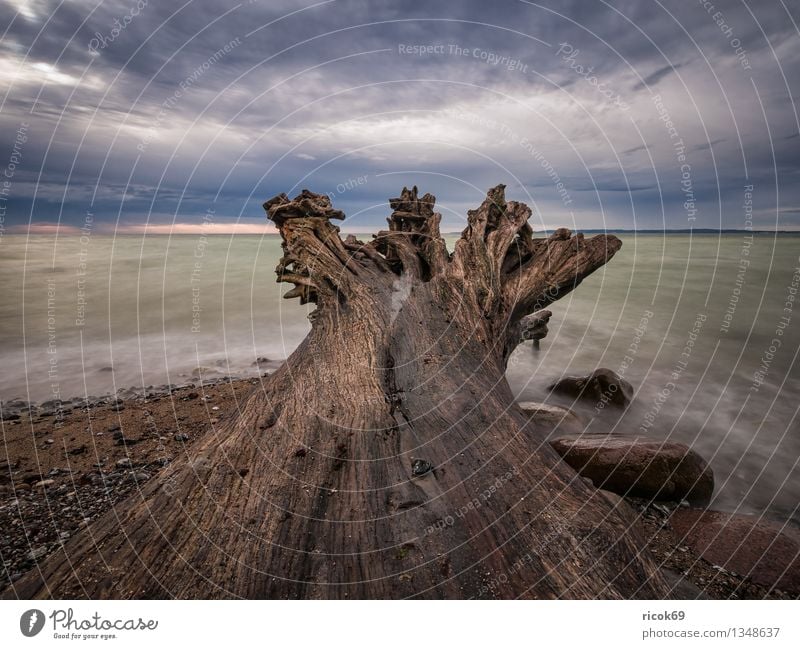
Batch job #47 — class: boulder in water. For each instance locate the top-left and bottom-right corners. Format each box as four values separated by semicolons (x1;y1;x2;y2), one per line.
548;368;633;407
520;309;552;342
549;433;714;503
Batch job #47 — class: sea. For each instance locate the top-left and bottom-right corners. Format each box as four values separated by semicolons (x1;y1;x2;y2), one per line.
1;232;798;524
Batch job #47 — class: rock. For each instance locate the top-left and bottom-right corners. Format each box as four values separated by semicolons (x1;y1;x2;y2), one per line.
32;479;55;488
519;309;552;342
411;459;433;477
67;445;87;455
115;458;132;469
174;434;189;442
518;401;583;432
548;368;633;408
549;434;714;503
670;508;800;592
115;437;140;446
184;392;199;400
79;472;98;486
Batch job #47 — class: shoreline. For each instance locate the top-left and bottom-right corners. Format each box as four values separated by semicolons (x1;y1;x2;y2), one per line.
1;376;798;599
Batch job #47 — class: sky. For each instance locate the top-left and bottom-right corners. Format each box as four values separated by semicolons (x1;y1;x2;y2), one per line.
0;0;798;234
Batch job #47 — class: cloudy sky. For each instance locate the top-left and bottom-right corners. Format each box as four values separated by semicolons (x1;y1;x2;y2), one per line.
0;0;798;233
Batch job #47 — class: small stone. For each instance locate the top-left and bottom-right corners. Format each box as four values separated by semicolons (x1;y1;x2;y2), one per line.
411;459;433;477
174;434;189;442
116;458;132;468
33;479;55;488
45;439;54;444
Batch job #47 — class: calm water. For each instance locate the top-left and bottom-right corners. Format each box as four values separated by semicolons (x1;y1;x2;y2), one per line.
1;233;798;523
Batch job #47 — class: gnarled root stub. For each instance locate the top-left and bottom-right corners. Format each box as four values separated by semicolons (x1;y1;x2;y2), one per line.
4;185;668;600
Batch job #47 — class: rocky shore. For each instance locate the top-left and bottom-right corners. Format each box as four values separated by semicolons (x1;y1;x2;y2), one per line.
1;367;798;599
0;377;259;591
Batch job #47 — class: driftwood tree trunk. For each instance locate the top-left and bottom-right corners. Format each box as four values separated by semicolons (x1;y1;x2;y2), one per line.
6;185;668;599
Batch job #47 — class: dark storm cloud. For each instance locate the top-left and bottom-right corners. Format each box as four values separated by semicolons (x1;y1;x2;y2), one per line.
0;0;798;231
631;63;684;91
690;138;727;152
